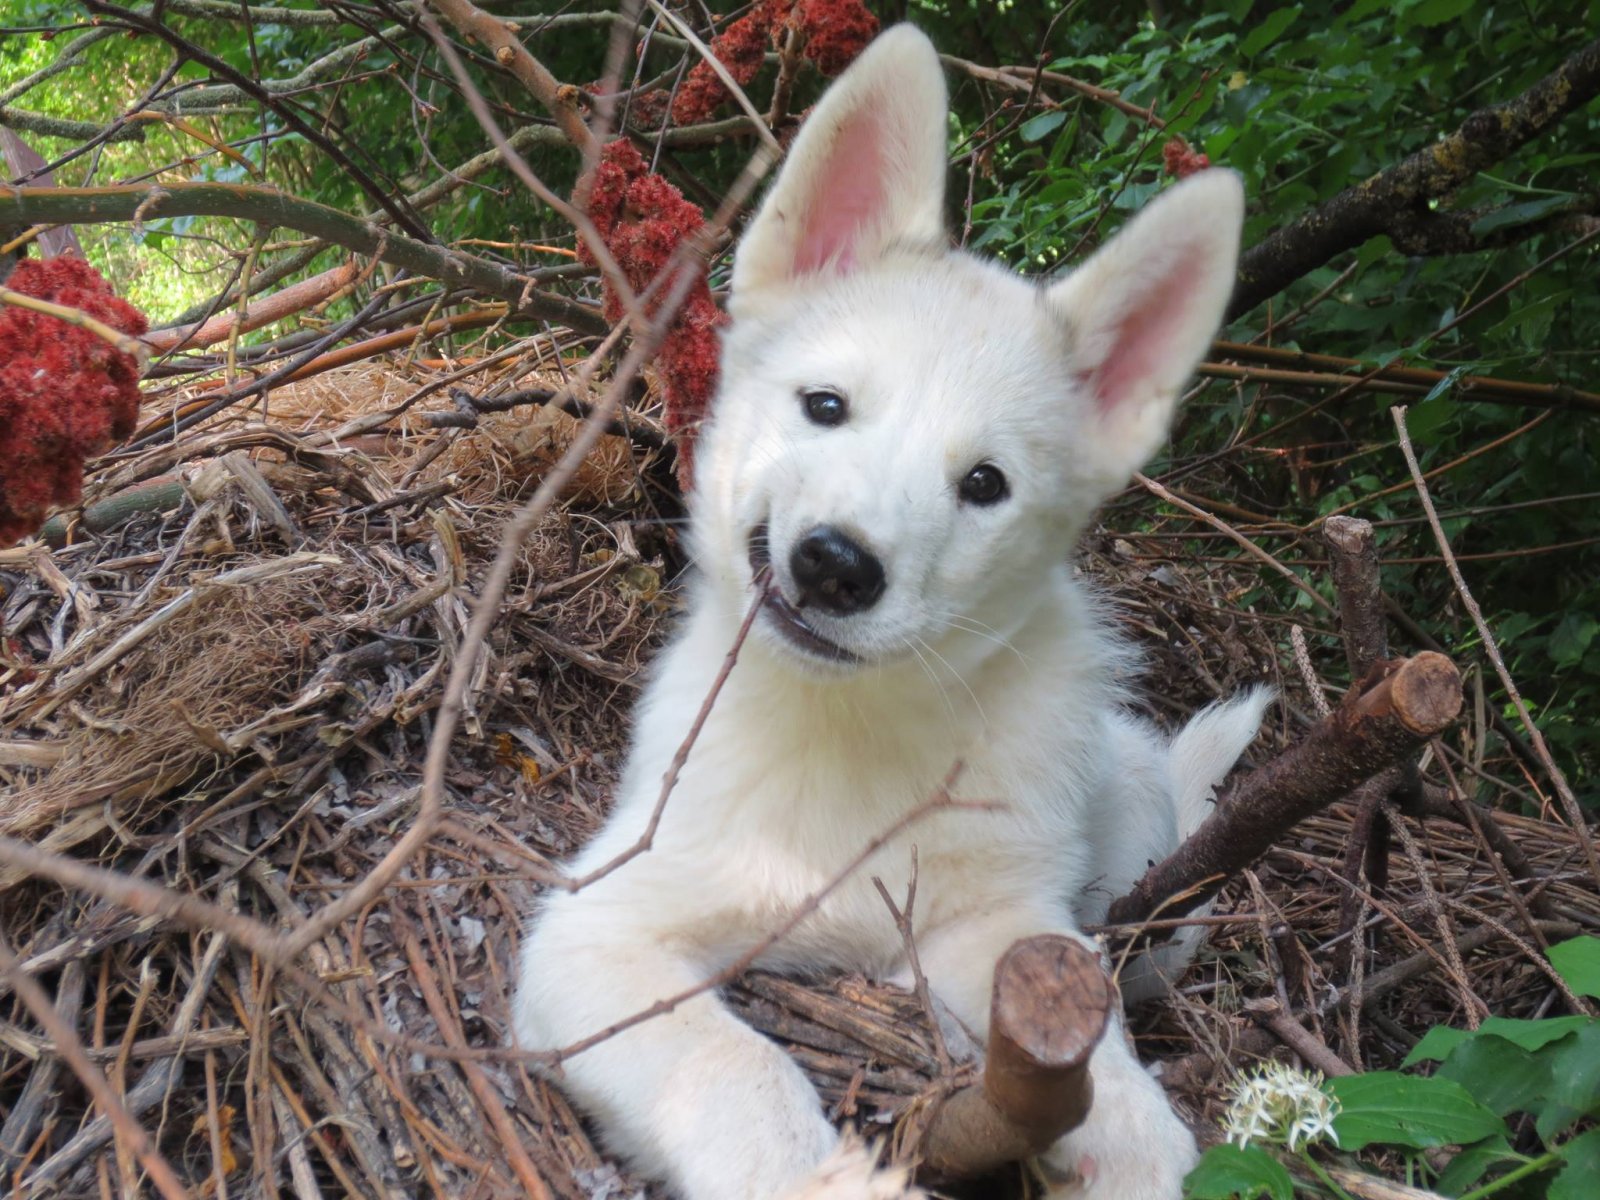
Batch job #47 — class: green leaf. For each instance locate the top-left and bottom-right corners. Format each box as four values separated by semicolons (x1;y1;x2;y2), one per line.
1405;0;1476;27
1019;110;1067;143
1536;1101;1585;1144
1547;1022;1600;1114
1239;7;1300;59
1494;612;1543;644
1469;194;1577;237
1435;1036;1548;1117
1405;1016;1591;1066
1436;1134;1520;1195
1478;1016;1594;1052
1551;1129;1600;1200
1404;396;1455;441
1328;1072;1505;1151
1484;288;1572;342
1549;937;1600;998
1184;1143;1294;1200
1405;1025;1473;1065
1355;235;1394;269
1417;366;1466;406
1550;615;1600;669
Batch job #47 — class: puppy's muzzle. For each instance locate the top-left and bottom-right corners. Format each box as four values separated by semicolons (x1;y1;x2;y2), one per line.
790;526;886;615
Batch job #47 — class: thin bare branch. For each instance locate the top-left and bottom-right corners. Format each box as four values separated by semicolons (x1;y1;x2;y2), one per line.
1391;404;1600;888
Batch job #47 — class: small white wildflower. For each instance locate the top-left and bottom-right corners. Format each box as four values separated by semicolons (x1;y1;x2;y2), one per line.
1222;1061;1341;1151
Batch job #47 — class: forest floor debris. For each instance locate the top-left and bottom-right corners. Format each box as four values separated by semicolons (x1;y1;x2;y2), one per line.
2;358;1596;1198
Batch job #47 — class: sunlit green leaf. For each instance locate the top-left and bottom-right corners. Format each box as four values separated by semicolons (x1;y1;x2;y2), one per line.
1549;938;1600;999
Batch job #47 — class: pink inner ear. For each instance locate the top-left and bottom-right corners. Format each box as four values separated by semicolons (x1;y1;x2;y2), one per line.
1086;257;1203;414
792;110;886;276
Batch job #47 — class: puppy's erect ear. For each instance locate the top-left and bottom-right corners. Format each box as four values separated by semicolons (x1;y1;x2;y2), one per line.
1048;170;1244;486
730;25;948;311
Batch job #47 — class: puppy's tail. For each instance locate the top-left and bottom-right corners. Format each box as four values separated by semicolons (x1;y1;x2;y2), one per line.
1124;687;1273;1004
1168;685;1274;839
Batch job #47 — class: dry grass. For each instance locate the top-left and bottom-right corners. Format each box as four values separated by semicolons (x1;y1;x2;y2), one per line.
1;573;347;846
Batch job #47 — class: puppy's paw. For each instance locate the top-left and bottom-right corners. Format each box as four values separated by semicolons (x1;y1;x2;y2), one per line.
662;1035;841;1200
1039;1088;1198;1200
778;1134;924;1200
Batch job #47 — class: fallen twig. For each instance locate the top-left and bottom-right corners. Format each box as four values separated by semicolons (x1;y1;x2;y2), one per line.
1326;918;1579;1016
1393;405;1600;889
1108;652;1464;927
1249;1003;1354;1078
1324;515;1400;984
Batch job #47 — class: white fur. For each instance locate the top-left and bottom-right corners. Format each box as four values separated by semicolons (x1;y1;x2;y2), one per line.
515;24;1266;1200
778;1137;923;1200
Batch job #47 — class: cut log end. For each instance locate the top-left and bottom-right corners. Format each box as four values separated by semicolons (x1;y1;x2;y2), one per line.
1389;651;1463;735
990;935;1111;1069
1323;515;1375;555
917;935;1112;1181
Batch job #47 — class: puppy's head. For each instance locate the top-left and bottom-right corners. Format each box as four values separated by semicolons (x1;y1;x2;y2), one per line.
692;25;1243;675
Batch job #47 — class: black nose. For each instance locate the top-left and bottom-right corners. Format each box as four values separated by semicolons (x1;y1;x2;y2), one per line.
789;526;886;615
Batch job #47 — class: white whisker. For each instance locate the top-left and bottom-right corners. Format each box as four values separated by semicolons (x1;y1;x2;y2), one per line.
906;638;960;727
926;609;1031;668
912;633;987;727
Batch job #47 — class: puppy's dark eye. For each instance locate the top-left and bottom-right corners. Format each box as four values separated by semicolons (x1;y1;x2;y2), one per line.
959;463;1008;506
801;388;847;427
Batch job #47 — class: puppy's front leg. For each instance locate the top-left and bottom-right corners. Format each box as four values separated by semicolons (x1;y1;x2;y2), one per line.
913;911;1197;1200
515;892;837;1200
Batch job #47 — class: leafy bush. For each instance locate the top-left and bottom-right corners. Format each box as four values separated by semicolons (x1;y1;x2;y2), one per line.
1187;936;1600;1198
910;0;1600;805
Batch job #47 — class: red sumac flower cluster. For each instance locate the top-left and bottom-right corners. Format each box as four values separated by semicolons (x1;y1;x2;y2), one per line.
0;257;147;547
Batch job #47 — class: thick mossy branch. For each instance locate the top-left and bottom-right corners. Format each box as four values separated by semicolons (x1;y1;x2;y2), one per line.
83;0;432;240
0;183;605;333
1230;36;1600;319
158;123;567;329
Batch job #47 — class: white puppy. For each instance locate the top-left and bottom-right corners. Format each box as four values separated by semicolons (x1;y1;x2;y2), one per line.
516;24;1267;1200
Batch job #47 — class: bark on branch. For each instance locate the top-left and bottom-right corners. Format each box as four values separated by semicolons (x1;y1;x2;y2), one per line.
428;0;596;156
1325;516;1387;679
1230;36;1600;319
1106;653;1464;927
918;935;1110;1179
1208;340;1600;416
0;183;605;333
1324;515;1406;981
143;263;359;354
